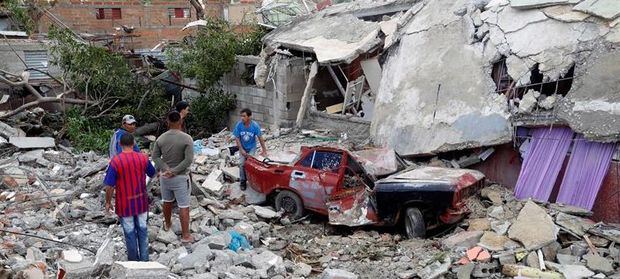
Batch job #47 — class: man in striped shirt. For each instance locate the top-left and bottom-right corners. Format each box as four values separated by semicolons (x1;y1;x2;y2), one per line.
104;133;156;261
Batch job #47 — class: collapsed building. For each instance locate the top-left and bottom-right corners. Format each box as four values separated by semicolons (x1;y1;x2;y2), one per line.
369;0;620;222
227;0;620;222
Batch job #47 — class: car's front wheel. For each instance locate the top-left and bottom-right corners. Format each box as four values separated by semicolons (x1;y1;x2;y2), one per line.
404;207;426;239
275;190;304;220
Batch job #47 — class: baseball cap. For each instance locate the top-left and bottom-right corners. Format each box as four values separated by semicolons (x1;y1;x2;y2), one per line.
122;115;137;124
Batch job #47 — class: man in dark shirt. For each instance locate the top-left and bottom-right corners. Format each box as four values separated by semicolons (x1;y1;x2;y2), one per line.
104;133;156;261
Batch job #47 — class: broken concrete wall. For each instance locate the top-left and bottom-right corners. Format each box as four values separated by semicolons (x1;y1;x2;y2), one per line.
304;111;371;142
556;46;620;142
371;0;620;155
225;55;307;130
371;0;511;155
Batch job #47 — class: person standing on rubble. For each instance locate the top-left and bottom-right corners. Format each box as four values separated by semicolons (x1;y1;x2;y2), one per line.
103;133;156;261
234;108;267;191
175;100;190;132
152;111;195;243
109;115;140;158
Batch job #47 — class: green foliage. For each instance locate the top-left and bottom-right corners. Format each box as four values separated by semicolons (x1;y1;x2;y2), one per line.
166;18;238;91
64;108;114;153
49;26;170;152
186;88;237;137
49;26;135;113
166;19;266;91
6;0;35;34
235;24;268;56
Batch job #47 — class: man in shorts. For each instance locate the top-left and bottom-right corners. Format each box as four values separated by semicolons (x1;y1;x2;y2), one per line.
152;111;194;243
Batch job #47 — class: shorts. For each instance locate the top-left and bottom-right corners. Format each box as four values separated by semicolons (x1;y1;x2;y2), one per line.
160;175;191;208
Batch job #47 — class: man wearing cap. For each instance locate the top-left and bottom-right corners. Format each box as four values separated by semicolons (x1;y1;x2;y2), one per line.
109;115;140;158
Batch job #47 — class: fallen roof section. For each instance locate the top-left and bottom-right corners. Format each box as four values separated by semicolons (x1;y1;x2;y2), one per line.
263;13;381;64
262;0;420;64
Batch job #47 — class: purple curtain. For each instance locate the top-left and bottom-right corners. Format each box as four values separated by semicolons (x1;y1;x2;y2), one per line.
556;135;617;210
514;127;574;201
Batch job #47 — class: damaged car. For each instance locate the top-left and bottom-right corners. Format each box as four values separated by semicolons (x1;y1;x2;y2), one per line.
245;146;485;238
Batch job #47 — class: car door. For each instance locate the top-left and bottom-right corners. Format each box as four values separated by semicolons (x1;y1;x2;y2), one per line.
327;154;379;226
290;150;343;214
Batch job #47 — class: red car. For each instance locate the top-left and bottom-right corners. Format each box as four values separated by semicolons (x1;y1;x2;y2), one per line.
244;146;485;238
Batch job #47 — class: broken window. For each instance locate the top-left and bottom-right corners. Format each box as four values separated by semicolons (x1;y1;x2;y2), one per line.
313;151;342;172
299;152;314;168
492;57;523;99
527;64;574;97
492;58;574;111
96;8;122;20
298;150;342;172
345;155;374;189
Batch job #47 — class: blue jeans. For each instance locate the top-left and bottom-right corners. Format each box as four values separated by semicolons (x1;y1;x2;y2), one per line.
239;148;256;183
120;212;149;261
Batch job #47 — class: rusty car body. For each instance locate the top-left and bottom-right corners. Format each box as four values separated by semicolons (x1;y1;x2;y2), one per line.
244;146;485;238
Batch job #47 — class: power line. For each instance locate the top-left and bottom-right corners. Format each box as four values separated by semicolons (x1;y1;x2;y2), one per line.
0;228;97;254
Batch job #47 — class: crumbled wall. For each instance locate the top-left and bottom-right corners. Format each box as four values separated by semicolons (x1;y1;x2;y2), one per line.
305;111;371;143
371;0;512;155
225;55;307;130
556;46;620;142
371;0;620;155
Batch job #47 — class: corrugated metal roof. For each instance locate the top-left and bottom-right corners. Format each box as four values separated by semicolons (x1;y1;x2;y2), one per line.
24;50;49;79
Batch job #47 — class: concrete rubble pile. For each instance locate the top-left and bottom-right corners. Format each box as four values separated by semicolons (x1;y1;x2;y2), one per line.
0;119;618;278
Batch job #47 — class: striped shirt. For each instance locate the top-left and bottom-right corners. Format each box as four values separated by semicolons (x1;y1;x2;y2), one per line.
104;151;156;217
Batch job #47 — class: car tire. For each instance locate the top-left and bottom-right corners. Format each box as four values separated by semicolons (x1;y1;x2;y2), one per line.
404;207;426;239
275;190;304;220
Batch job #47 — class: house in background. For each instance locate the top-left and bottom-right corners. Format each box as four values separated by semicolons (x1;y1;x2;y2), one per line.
37;0;259;51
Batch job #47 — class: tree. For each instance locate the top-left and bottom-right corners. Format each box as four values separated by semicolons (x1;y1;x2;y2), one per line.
166;18;238;91
188;0;205;20
4;0;53;34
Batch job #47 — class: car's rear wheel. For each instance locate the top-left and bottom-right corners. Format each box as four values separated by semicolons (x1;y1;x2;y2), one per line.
404;207;426;239
275;190;304;220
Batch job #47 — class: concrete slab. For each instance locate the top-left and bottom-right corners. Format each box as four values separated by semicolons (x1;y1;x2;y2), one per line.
510;0;570;9
109;261;169;279
508;201;558;250
573;0;620;20
222;167;240;181
0;121;25;139
360;58;382;95
9;137;55;149
372;2;512;155
263;14;381;64
57;258;95;278
543;5;590;22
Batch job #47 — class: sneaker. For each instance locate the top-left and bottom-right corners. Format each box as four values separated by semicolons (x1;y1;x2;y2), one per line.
240;181;247;191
